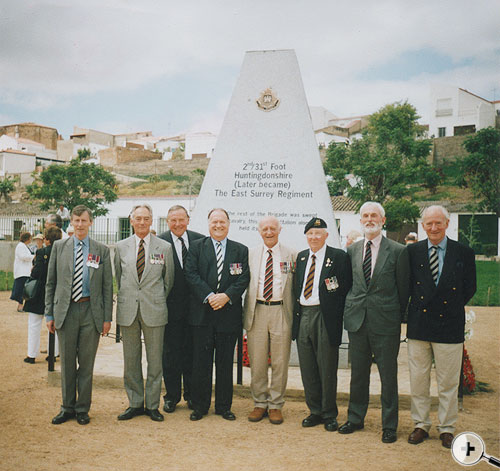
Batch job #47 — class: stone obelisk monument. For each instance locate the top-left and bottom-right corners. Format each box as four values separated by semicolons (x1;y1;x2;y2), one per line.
190;49;340;250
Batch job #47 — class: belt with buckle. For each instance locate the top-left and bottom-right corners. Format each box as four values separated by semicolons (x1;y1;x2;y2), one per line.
73;296;90;303
256;300;283;306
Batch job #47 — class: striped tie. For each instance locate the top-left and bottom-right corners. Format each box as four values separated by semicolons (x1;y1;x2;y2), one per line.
71;240;84;302
263;249;273;301
216;241;223;291
363;240;372;285
429;246;439;285
303;254;316;299
179;237;187;267
137;239;145;281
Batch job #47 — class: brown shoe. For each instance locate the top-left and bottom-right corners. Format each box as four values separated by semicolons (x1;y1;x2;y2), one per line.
440;432;454;449
248;407;268;422
408;428;429;444
268;409;283;425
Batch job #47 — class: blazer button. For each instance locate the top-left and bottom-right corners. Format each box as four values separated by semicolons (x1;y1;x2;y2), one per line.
423;309;427;313
443;301;447;304
420;296;424;300
452;287;456;291
440;314;444;318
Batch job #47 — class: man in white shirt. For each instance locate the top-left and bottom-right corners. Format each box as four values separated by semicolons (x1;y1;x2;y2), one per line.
243;216;296;425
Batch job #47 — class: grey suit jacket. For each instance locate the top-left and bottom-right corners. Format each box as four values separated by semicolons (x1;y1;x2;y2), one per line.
45;236;113;332
344;236;410;335
114;234;175;327
243;243;296;331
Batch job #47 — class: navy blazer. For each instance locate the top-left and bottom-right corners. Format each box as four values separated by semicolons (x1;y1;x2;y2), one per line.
292;245;352;346
407;238;476;343
159;229;204;322
184;237;250;333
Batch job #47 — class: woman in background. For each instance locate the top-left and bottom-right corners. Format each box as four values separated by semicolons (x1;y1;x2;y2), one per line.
23;227;62;364
10;232;34;312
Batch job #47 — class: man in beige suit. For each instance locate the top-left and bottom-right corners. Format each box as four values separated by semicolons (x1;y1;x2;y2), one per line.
243;216;296;425
115;204;175;422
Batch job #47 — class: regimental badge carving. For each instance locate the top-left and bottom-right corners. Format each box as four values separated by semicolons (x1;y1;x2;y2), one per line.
256;88;280;111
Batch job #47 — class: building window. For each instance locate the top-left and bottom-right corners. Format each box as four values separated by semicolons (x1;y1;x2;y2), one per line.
438;127;446;137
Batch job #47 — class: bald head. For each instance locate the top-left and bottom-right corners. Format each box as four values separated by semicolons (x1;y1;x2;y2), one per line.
258;216;281;248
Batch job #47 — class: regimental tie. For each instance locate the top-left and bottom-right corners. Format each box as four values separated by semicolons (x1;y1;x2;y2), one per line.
263;249;273;301
363;240;372;285
216;241;223;291
179;236;187;267
71;240;84;302
429;245;439;285
137;239;145;281
303;254;316;299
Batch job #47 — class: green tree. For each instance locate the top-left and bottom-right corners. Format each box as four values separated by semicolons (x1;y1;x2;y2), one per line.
323;101;437;225
383;199;421;235
458;127;500;217
0;176;17;203
27;148;117;216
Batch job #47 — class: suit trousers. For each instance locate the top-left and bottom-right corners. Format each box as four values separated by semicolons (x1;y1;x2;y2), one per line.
408;339;463;434
57;301;100;413
191;324;237;414
247;303;291;409
347;320;400;430
162;318;193;403
297;305;339;419
121;308;165;410
27;313;59;358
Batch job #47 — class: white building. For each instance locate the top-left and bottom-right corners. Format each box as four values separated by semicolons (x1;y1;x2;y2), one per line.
429;84;500;138
0;149;36;180
184;132;217;160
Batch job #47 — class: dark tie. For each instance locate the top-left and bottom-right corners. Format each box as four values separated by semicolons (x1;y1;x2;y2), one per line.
216;241;223;291
303;254;316;300
429;246;439;285
363;240;372;285
179;236;187;267
137;239;145;281
71;240;83;302
263;249;273;301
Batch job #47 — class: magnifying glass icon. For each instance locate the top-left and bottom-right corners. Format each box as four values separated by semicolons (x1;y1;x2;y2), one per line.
452;432;500;468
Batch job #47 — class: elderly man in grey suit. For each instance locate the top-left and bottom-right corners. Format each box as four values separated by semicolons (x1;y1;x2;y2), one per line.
115;204;175;422
243;216;296;425
339;202;409;443
46;205;113;425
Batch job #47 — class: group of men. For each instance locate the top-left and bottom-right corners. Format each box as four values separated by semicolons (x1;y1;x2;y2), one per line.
44;201;476;449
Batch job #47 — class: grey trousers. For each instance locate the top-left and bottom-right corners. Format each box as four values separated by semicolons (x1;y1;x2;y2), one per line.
347;320;400;431
57;301;100;414
297;305;339;419
121;308;165;410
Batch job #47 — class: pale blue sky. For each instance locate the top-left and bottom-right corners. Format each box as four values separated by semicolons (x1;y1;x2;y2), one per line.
1;0;498;139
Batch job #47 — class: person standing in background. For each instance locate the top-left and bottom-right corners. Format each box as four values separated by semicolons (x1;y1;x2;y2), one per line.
11;232;34;312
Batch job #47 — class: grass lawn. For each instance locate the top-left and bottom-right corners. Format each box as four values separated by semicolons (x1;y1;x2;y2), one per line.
470;260;500;306
0;271;14;292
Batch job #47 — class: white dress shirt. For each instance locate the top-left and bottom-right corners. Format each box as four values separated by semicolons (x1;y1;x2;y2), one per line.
257;243;283;301
300;243;327;306
134;232;151;261
363;233;383;278
173;232;189;268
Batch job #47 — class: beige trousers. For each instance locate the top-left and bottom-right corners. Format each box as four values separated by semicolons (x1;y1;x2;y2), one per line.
246;303;292;409
408;339;463;434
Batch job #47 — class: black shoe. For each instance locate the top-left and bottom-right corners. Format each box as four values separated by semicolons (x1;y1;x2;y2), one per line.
338;421;364;434
382;429;397;443
76;412;90;425
46;355;59;362
324;418;338;432
186;399;194;410
117;406;144;421
24;357;35;364
52;411;76;424
190;410;204;421
145;408;164;422
216;410;236;421
163;400;177;413
302;414;323;428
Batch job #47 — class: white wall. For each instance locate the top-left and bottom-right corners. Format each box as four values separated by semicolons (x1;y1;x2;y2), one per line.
184;132;217;160
0;151;36;175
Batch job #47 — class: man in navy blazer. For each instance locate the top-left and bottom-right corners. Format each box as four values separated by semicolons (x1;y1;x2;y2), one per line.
159;205;204;413
293;217;352;432
406;205;476;449
184;208;249;421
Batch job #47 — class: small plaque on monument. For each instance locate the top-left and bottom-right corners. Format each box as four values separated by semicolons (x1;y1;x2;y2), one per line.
190;49;340;250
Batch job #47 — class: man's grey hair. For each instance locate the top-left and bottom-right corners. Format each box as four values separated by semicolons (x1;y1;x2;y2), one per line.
46;213;63;228
167;205;189;218
359;201;385;218
258;216;281;230
422;205;450;221
130;204;153;219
